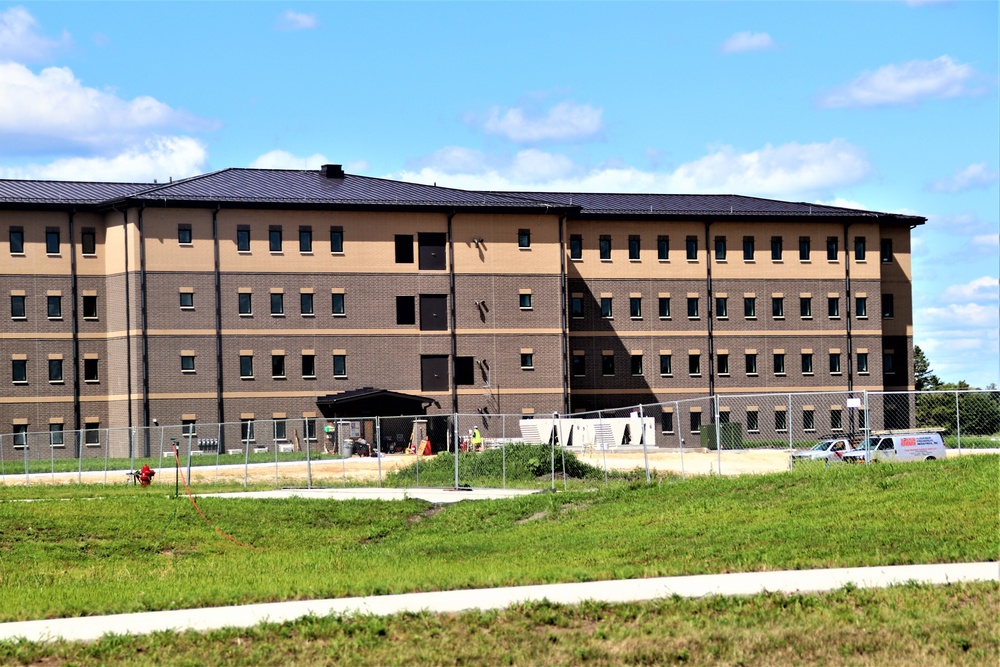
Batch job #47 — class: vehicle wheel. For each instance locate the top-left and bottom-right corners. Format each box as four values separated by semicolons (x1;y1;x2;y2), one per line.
926;456;936;461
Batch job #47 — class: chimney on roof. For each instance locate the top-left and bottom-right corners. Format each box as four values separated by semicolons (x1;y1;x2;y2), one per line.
322;164;345;179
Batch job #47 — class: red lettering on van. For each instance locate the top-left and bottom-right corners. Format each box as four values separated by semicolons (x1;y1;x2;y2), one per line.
901;437;916;447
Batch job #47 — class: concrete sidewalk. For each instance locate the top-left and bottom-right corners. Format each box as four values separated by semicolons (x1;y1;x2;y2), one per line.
1;562;995;643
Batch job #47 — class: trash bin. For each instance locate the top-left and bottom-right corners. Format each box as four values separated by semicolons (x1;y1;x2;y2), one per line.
342;440;353;458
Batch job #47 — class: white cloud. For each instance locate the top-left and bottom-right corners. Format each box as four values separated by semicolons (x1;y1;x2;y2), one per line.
721;31;776;54
939;276;1000;304
929;162;999;193
0;63;212;154
0;136;208;182
250;149;331;170
481;101;604;144
277;11;317;31
818;56;978;108
0;6;71;62
813;197;869;210
972;233;1000;250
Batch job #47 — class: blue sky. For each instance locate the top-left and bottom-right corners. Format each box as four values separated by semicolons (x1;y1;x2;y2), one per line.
1;1;997;387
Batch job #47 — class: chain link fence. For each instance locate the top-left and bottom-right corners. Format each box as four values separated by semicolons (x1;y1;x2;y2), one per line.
2;390;997;488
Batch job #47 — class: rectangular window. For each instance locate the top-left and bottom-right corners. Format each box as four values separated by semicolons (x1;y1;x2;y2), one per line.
658;297;671;319
601;353;615;376
12;359;27;383
880;238;893;263
50;423;64;446
178;224;192;245
395;235;414;263
520;293;533;310
884;351;896;374
181;354;195;372
300;292;314;316
800;297;812;318
420;355;448;392
270;292;284;316
854;236;866;261
856;296;868;318
661;412;674;434
13;424;27;446
774;353;785;375
274;419;287;442
657;235;669;260
81;228;96;255
299;227;313;253
599;235;611;260
333;354;347;377
830;353;842;374
690;411;702;434
396;296;416;325
743;236;754;260
802;353;814;374
84;422;100;444
628;235;640;260
520;352;534;369
45;229;60;254
304;419;317;441
630;354;643;376
302;353;316;378
717;353;729;375
419;294;448;330
714;236;726;261
659;353;672;376
685;236;697;260
600;297;613;319
47;295;62;319
687;297;699;319
830;409;843;431
271;354;285;378
48;358;63;382
799;236;811;260
269;226;282;252
803;409;815;432
828;297;840;318
240;354;254;378
688;353;700;376
772;297;784;318
827;236;838;260
775;410;787;432
179;291;194;309
240;419;255;442
715;297;728;319
629;296;642;318
570;296;583;318
518;229;531;248
857;352;869;374
239;292;252;316
571;354;585;377
770;236;782;261
569;234;582;260
84;358;99;382
744;297;756;318
745;353;758;375
332;292;345;316
10;227;24;254
882;294;894;318
330;227;344;253
418;232;446;270
82;295;98;319
237;227;250;252
11;295;25;319
747;410;759;433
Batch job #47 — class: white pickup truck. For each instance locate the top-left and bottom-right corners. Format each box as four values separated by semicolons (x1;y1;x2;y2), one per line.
792;437;855;461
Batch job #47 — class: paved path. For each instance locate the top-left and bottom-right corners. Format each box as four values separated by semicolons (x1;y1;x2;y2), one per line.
198;486;544;503
1;562;995;643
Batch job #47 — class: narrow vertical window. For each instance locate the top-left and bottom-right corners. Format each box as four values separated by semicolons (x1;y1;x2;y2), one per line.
300;292;314;316
854;236;866;261
882;294;894;319
800;297;812;318
658;297;670;319
688;353;700;376
81;228;96;255
84;358;99;382
569;234;582;260
880;238;892;263
518;229;531;248
11;295;25;319
802;353;814;374
269;226;282;252
687;297;699;318
82;295;98;319
599;235;611;260
744;297;756;318
630;354;643;376
600;297;613;319
715;297;728;319
774;353;785;375
9;227;24;254
333;354;347;377
657;236;669;260
857;352;869;374
299;227;313;253
629;297;642;318
771;297;784;318
628;235;640;260
717;354;729;375
826;236;838;260
830;353;842;374
47;295;62;319
742;236;754;260
240;354;254;378
330;227;344;253
856;296;868;318
570;296;583;318
237;227;250;252
714;236;726;261
12;359;27;383
745;354;758;375
270;292;284;316
302;353;316;378
799;236;810;260
332;293;346;316
271;354;286;378
770;236;783;260
685;236;697;260
45;229;60;254
828;297;840;318
601;353;615;376
238;292;252;316
659;354;672;376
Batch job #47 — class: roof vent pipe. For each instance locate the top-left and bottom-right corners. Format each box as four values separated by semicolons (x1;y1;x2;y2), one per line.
322;164;345;179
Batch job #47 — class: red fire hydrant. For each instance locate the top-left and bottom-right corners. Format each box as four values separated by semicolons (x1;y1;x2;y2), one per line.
138;464;155;487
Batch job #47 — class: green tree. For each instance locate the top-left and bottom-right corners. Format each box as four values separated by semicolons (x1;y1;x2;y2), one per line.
913;345;940;391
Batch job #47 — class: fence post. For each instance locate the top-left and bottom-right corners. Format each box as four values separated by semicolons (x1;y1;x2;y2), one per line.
787;393;794;471
955;391;962;456
501;414;507;489
640;404;651;484
675;402;684;481
557;413;568;491
863;390;871;466
103;428;109;484
305;417;313;490
274;423;280;488
452;416;459;490
550;411;557;491
598;410;609;488
0;434;5;482
714;396;722;476
376;417;383;489
186;428;194;487
214;422;221;484
24;433;30;486
243;424;250;487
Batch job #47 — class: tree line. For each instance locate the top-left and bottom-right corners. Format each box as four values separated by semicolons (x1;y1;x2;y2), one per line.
913;346;1000;436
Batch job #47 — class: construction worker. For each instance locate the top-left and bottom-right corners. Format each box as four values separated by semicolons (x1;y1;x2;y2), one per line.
471;426;483;451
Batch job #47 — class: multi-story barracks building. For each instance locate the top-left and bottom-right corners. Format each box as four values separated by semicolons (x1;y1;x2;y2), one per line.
0;165;922;450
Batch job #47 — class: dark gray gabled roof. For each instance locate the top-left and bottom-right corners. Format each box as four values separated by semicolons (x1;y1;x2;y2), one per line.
496;191;925;224
126;168;569;212
0;179;152;206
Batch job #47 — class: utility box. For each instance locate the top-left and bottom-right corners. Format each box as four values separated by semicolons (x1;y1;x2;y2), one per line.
700;422;744;450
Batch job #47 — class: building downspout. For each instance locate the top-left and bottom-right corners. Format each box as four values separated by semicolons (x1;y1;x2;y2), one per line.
558;214;569;414
212;205;225;444
137;205;151;456
68;210;81;453
446;211;458;419
122;208;134;457
843;222;854;393
704;221;716;401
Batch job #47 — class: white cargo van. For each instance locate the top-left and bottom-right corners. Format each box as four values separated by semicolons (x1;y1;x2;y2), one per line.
842;429;946;463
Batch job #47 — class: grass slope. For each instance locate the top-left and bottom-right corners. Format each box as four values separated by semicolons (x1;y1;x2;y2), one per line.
0;456;995;623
